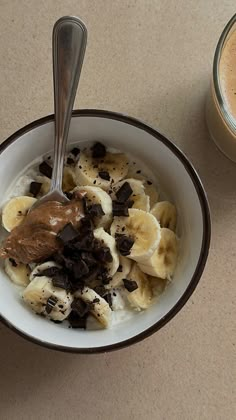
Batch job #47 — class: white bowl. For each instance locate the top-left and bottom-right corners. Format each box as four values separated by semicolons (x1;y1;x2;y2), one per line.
0;110;211;353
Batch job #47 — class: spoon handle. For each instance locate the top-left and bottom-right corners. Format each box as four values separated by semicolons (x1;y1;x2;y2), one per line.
50;16;87;192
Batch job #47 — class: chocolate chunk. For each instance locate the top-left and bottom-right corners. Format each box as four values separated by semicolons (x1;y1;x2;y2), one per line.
117;265;123;272
67;157;74;165
57;223;79;244
147;180;152;185
29;181;42;197
86;204;105;218
52;272;71;291
71;298;89;317
93;298;100;304
9;258;17;267
116;182;133;202
36;266;61;278
39;161;53;178
104;293;112;308
123;279;138;292
71;147;80;157
68;311;87;329
83;267;100;288
94;285;107;297
115;234;134;256
91;142;106;158
65;192;73;200
45;296;58;314
73;259;89;279
98;171;110;181
94;247;113;263
97;266;110;284
81;251;97;267
74;232;95;251
112;200;134;217
80;216;94;234
136;170;141;174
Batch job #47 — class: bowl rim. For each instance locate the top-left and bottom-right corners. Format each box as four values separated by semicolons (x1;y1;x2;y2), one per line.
0;109;211;353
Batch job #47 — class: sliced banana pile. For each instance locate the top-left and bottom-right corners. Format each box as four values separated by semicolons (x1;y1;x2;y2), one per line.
1;141;179;329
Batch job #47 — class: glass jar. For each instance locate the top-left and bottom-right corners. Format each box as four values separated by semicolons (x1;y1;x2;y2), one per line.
206;14;236;163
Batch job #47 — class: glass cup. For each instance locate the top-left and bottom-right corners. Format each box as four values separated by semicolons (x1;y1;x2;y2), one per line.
206;14;236;163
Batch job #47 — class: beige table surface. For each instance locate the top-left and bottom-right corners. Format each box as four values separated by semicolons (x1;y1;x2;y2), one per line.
0;1;236;419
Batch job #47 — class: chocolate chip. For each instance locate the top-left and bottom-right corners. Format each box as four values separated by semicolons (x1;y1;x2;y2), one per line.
94;285;107;297
57;223;79;244
115;234;134;256
123;279;138;292
136;170;141;174
9;258;17;267
86;204;105;218
95;247;113;263
98;171;110;181
73;259;89;279
71;147;80;157
117;265;123;272
39;161;53;178
45;296;58;314
104;293;112;308
67;157;74;165
68;311;87;329
71;298;89;317
116;182;133;202
112;200;134;217
91;142;106;158
147;180;152;185
29;181;42;197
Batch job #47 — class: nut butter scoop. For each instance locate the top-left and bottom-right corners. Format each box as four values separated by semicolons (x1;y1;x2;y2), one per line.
0;199;84;264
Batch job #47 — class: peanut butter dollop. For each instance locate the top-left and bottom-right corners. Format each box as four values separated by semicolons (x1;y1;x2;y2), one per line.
0;200;84;264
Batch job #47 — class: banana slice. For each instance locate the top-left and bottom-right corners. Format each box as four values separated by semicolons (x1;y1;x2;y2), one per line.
106;256;132;289
127;165;159;207
74;150;129;191
138;228;178;279
110;208;161;263
22;276;73;321
126;264;153;310
30;261;60;282
35;176;51;196
62;166;76;192
75;287;112;328
151;201;177;231
5;258;31;287
144;181;159;208
149;276;167;298
73;186;112;228
1;196;37;232
93;227;119;276
112;178;150;211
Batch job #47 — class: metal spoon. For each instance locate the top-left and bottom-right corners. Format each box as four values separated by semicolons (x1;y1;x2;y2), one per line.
31;16;87;210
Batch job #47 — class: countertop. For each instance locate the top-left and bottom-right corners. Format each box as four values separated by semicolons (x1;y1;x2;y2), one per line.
0;1;235;419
